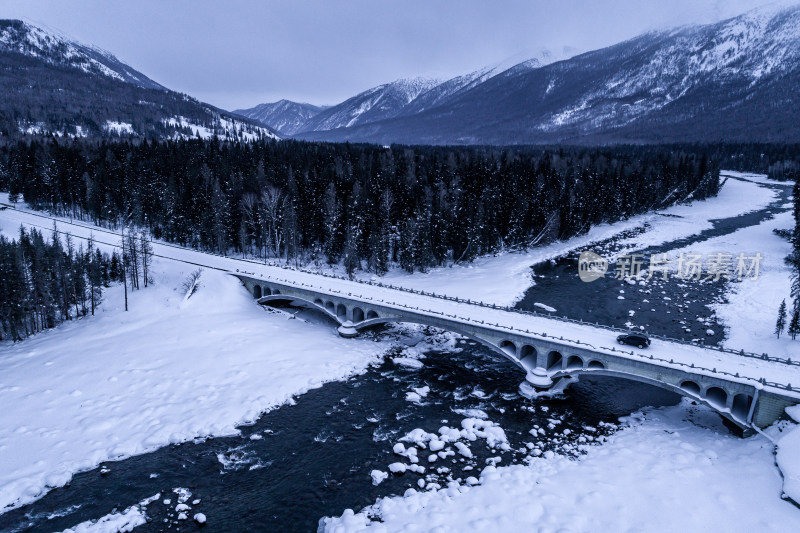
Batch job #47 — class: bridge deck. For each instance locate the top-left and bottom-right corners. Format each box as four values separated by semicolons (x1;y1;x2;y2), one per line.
239;268;800;398
2;203;799;402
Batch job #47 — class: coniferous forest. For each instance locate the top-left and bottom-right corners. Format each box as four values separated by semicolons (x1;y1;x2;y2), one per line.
1;140;721;277
0;227;124;340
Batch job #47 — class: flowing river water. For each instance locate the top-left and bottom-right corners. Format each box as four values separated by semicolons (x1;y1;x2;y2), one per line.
0;176;793;532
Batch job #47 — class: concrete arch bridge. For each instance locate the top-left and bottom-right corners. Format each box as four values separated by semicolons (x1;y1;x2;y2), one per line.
238;273;800;436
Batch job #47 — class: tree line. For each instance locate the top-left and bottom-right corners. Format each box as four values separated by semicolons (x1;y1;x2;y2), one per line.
0;223;155;341
0;139;720;277
775;177;800;340
696;143;800;181
0;226;118;340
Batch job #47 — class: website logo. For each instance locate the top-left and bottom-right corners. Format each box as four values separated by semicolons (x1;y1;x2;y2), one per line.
578;250;608;282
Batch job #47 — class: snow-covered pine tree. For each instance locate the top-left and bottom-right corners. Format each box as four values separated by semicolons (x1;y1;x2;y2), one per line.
789;305;800;341
776;299;787;338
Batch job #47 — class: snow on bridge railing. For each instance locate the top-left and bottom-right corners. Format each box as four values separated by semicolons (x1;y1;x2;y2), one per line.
236;262;799;369
238;268;800;393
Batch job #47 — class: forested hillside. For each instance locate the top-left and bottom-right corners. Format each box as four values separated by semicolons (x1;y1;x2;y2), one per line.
0;140;720;276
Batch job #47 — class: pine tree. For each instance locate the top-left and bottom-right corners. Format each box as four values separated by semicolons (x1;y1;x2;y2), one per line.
790;304;800;341
776;299;787;338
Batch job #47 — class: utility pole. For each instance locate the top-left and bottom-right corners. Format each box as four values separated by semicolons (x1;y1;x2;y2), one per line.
119;211;132;312
122;223;128;312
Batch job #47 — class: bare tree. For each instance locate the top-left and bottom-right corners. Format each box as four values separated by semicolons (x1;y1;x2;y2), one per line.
139;231;153;287
261;184;283;259
126;231;140;290
240;192;259;258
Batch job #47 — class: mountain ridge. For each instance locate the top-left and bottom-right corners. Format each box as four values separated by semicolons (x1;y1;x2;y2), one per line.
291;3;800;145
0;19;279;142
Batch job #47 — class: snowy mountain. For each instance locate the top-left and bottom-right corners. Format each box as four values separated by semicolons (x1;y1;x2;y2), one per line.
296;77;441;133
0;20;165;90
0;20;279;141
233;99;326;136
398;48;573;117
295;3;800;145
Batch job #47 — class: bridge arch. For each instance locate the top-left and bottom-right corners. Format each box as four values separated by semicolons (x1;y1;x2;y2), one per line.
345;316;528;371
587;359;605;370
336;304;347;320
352;307;365;323
499;340;517;357
680;380;701;396
704;386;728;409
256;294;339;325
552;367;749;430
253;285;262;299
546;351;563;371
366;310;379;320
732;393;753;419
566;355;584;370
519;345;537;369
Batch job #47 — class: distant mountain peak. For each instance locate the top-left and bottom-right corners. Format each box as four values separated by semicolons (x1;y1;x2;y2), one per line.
295;76;441;133
233;100;325;136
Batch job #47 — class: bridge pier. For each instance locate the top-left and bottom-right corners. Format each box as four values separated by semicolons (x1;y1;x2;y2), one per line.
337;321;359;338
519;373;576;399
525;367;554;388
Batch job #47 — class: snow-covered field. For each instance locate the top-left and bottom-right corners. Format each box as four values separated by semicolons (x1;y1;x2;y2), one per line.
1;170;799;529
687;209;794;358
0;258;385;512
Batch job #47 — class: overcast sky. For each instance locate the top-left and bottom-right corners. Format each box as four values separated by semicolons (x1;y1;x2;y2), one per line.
2;0;788;110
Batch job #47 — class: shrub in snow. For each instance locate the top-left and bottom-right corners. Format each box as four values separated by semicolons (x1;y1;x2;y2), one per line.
181;269;203;300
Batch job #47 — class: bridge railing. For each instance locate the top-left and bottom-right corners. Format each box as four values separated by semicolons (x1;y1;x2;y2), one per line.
236;261;799;369
238;267;800;395
42;203;784;371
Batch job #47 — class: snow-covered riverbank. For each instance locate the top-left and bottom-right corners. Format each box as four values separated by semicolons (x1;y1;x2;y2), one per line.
0;261;385;512
323;401;800;533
